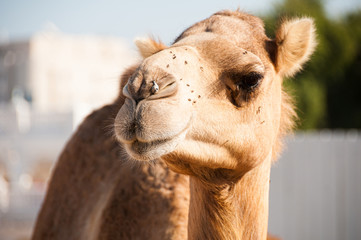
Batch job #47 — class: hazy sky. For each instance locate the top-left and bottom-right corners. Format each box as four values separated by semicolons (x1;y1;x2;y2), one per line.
1;0;360;46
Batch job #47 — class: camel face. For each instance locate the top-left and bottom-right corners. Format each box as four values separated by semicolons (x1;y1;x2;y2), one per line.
115;11;316;176
115;40;277;171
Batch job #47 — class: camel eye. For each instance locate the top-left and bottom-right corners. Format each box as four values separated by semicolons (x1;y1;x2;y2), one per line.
236;72;263;92
223;71;264;107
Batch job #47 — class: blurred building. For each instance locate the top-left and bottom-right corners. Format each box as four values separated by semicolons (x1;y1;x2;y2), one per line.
0;31;138;120
0;30;138;175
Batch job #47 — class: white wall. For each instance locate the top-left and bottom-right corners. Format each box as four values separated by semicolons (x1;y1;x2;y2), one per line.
269;131;361;240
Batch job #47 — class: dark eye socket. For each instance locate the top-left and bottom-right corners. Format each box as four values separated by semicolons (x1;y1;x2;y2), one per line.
236;72;263;91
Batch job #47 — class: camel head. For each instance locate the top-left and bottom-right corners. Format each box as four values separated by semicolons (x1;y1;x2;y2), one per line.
114;11;316;180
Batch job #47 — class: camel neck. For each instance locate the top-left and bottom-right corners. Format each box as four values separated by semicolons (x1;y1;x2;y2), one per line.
187;156;271;240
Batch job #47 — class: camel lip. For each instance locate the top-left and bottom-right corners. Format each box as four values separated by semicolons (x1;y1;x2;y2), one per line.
122;117;192;161
130;138;170;154
123;135;182;161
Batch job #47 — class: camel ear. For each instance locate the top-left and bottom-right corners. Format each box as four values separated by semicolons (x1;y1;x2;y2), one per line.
274;18;317;77
134;37;168;59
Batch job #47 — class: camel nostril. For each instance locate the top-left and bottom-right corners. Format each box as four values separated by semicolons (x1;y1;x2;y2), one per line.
148;80;178;100
151;81;159;94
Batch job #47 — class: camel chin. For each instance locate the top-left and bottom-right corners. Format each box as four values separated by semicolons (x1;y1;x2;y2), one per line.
122;130;188;162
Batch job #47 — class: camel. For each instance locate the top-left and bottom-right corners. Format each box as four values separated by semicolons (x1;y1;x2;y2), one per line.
32;10;316;240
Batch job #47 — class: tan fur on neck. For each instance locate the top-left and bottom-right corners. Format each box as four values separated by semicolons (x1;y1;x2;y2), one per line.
188;152;272;240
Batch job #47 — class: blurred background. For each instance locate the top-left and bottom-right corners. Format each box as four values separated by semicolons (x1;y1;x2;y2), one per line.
0;0;360;239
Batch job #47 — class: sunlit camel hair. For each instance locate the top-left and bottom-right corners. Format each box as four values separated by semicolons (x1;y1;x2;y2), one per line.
32;10;316;240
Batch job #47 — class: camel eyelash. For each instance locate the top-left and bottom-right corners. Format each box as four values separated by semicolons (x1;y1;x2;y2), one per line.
231;72;263;92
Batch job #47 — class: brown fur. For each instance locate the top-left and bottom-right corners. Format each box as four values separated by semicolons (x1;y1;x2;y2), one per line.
32;10;316;240
31;93;189;240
